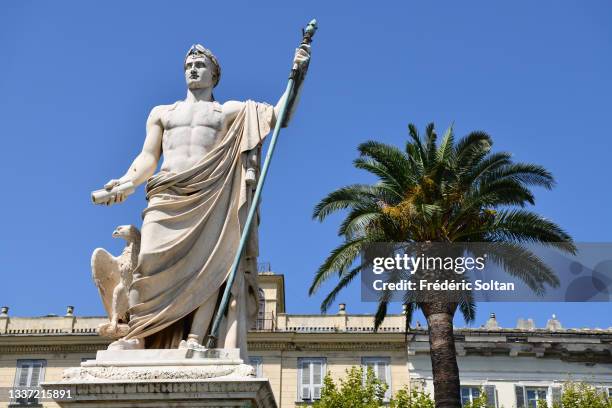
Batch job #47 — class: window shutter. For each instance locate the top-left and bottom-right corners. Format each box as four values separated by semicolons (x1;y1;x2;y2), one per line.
30;362;42;386
551;386;562;405
381;361;392;399
376;363;387;383
364;362;375;378
515;385;525;408
27;364;42;404
484;385;496;408
300;361;310;400
17;363;30;387
312;361;323;399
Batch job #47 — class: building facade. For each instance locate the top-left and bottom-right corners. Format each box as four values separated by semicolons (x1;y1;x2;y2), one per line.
0;272;611;407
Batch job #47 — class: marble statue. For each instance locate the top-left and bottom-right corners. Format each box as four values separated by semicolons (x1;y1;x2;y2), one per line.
93;43;310;357
91;225;141;338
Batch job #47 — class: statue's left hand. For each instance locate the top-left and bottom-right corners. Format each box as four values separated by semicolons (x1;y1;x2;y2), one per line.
293;44;311;71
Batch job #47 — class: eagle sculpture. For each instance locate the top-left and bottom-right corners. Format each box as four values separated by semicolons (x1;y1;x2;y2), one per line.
91;225;141;338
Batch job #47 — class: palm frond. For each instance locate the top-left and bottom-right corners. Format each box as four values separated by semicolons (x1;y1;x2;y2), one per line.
402;302;416;330
358;141;415;189
458;291;476;323
319;264;365;312
338;205;381;239
482;163;555;189
373;300;389;331
309;238;367;295
486;210;576;253
425;123;438;168
477;178;536;206
313;184;377;221
436;124;455;166
463;152;512;185
484;242;560;294
455;131;492;166
353;157;404;199
407;123;426;160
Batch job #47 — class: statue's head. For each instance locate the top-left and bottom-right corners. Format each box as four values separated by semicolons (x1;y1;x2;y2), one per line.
184;44;221;90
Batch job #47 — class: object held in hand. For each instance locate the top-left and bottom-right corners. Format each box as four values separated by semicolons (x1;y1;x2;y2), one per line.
91;181;135;205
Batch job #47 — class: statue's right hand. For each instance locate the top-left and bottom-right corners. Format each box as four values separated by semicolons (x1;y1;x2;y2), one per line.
104;179;121;191
112;190;128;204
103;179;125;205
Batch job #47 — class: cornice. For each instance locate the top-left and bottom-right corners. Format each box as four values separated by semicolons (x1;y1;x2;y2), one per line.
0;343;108;354
247;340;406;352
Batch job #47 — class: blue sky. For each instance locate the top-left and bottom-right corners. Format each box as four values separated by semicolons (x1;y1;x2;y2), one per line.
1;1;610;329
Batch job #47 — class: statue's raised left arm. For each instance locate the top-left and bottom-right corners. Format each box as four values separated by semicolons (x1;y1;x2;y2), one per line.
274;44;311;126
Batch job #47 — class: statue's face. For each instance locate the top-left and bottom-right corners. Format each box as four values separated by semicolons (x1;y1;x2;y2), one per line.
185;55;215;89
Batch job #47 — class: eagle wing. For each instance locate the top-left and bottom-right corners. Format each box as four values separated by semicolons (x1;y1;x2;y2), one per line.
91;248;120;318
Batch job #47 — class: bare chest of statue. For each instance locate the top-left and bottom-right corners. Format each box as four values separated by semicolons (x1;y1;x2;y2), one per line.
160;101;225;173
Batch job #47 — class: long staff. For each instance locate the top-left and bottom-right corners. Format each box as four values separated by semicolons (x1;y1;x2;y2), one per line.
206;19;318;348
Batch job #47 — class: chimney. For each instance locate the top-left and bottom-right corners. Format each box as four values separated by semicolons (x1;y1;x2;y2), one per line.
485;312;500;329
65;306;74;317
546;314;562;331
338;303;346;315
0;306;8;334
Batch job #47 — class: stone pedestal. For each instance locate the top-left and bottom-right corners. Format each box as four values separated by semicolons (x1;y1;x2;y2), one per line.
42;349;277;408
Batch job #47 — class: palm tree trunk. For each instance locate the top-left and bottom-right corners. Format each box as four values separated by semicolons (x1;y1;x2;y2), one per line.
421;302;461;408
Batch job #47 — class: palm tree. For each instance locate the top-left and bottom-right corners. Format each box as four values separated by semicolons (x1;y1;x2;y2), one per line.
310;123;575;408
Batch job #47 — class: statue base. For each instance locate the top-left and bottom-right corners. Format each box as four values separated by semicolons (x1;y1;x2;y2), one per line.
41;349;277;408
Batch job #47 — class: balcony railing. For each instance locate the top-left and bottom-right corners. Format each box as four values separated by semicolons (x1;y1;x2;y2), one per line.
257;261;272;273
251;312;275;331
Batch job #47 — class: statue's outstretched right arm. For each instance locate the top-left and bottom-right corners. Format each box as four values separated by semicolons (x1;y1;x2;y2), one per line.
103;106;164;203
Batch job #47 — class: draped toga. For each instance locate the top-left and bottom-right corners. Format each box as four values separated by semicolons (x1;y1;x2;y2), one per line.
124;100;275;350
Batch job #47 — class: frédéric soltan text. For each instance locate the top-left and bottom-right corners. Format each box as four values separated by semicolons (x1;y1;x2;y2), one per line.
370;254;515;292
372;279;515;292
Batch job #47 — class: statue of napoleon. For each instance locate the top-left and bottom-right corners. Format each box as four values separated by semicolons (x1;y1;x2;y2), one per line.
91;43;310;357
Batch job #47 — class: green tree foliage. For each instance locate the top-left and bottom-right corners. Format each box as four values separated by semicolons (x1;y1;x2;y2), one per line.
390;388;435;408
312;366;435;408
536;382;612;408
313;366;387;408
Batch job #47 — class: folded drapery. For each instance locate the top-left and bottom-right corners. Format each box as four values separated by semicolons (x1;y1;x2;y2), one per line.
124;100;275;351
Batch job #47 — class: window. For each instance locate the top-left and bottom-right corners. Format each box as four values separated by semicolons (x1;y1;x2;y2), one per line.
595;386;611;399
515;385;549;408
12;359;46;406
248;356;263;378
461;386;480;406
460;385;497;407
526;387;547;407
298;358;325;401
254;288;266;330
361;357;391;400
